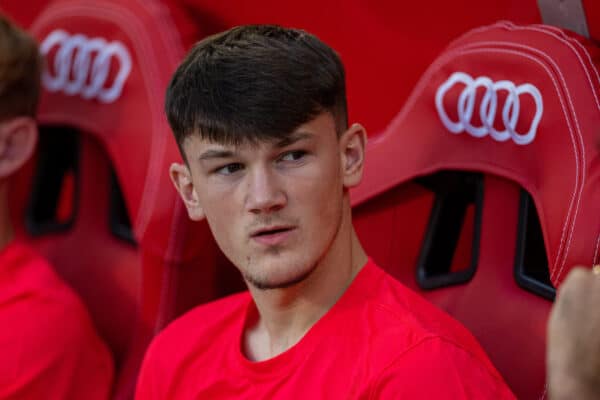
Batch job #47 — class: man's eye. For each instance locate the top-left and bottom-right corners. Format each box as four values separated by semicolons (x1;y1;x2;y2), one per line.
280;150;307;162
215;163;244;175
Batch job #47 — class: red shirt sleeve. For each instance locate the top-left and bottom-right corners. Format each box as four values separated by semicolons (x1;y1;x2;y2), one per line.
366;337;516;400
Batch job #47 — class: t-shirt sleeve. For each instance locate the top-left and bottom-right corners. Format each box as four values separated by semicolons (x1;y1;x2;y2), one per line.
367;337;516;400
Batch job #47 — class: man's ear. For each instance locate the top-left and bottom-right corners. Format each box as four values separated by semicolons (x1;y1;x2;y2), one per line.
339;123;367;188
0;117;37;179
169;162;205;221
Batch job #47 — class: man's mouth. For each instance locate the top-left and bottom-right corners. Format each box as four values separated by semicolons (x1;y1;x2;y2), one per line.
250;226;295;246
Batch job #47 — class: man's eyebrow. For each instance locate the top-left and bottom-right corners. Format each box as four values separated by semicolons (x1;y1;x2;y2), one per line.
197;133;313;160
198;149;235;161
275;132;313;148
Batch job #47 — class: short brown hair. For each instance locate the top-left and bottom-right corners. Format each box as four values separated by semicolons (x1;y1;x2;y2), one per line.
0;14;42;121
165;25;348;153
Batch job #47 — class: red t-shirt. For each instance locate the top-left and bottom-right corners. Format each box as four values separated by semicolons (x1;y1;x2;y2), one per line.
0;241;114;399
136;259;515;399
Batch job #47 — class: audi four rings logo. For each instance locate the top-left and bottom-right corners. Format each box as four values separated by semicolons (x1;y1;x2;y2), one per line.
435;72;543;145
40;29;132;103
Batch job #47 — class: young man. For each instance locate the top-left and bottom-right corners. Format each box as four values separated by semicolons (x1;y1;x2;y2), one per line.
136;25;515;398
0;14;113;399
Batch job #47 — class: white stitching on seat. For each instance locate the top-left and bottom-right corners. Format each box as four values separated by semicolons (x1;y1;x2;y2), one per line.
465;22;600;115
505;24;600;111
539;383;547;400
456;39;587;283
593;230;600;265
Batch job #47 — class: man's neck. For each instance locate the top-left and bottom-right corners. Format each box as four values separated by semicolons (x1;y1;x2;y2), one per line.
243;210;367;361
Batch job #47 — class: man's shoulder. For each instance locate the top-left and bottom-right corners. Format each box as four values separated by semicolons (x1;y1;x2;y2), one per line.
136;291;252;397
368;334;515;399
354;261;503;380
356;261;490;359
148;291;251;358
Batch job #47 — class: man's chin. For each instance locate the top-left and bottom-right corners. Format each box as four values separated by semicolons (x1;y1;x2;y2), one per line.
243;265;316;291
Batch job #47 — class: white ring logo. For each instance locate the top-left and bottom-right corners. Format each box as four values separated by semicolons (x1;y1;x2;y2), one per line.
435;72;543;145
40;29;132;103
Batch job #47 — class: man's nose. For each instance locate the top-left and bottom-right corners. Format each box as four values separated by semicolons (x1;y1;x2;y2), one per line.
244;166;287;214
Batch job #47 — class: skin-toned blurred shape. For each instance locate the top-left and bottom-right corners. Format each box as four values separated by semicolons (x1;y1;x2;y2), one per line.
547;266;600;400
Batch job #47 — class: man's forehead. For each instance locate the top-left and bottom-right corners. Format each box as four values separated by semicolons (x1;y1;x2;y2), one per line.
183;111;337;157
189;130;315;151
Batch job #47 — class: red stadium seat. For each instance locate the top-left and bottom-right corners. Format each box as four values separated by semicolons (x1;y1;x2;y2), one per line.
352;21;600;399
8;0;237;398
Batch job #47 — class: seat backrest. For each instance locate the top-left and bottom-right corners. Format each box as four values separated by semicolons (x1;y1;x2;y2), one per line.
8;0;228;398
351;21;600;399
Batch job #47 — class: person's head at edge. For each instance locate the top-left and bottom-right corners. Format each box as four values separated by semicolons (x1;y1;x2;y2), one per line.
167;25;368;294
0;15;41;251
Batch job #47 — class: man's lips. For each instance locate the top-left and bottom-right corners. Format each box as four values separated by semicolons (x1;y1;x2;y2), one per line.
250;226;296;246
